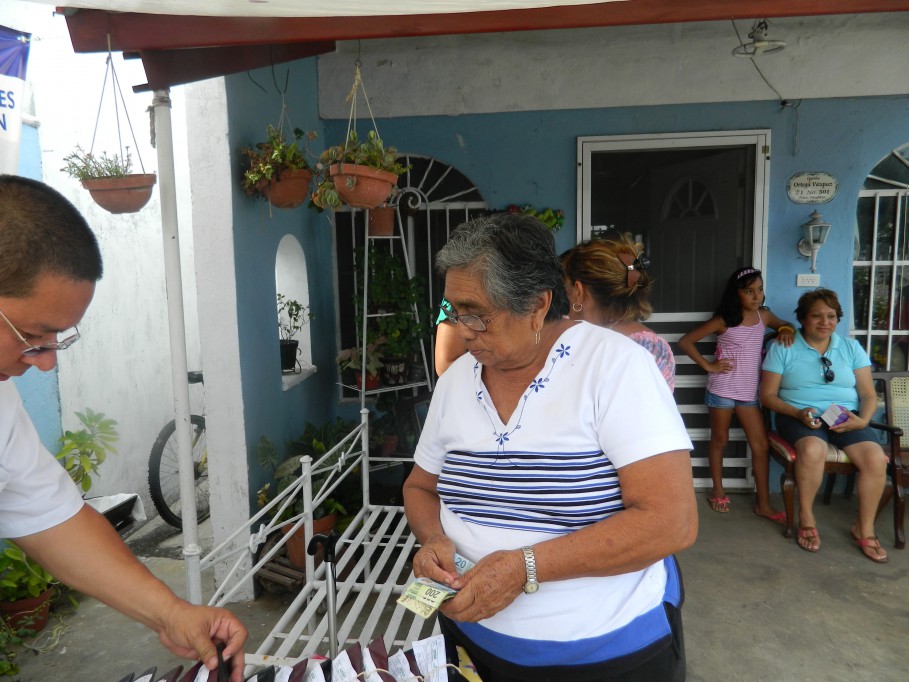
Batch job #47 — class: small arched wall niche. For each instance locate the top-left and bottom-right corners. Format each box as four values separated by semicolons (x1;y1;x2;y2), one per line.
276;234;314;388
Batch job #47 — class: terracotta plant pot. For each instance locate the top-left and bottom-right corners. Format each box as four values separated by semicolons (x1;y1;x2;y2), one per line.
0;587;54;633
330;163;398;209
281;513;337;568
368;205;396;236
263;168;312;209
81;174;157;214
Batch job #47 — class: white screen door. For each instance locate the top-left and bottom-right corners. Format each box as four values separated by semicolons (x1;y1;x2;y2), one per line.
577;130;771;490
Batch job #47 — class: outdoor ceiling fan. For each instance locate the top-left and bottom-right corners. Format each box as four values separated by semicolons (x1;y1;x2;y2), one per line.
732;18;786;57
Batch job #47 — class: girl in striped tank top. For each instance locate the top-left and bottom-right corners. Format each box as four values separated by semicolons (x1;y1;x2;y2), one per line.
679;267;795;522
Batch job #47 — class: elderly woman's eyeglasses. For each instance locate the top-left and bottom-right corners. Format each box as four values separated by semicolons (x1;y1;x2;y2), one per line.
820;356;835;383
438;305;502;332
0;307;81;357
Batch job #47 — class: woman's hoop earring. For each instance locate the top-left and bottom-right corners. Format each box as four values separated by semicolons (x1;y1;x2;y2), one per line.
534;329;541;345
572;302;582;313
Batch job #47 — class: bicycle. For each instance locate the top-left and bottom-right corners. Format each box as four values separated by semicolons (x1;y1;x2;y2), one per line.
148;370;210;528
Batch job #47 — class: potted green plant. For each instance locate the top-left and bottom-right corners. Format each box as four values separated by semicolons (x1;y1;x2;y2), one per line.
61;145;156;214
312;130;409;210
336;342;384;390
354;243;423;314
241;125;316;209
354;245;427;384
0;544;57;633
277;294;313;373
374;313;425;386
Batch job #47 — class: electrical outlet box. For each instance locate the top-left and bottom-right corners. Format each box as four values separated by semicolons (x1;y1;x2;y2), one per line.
797;273;821;287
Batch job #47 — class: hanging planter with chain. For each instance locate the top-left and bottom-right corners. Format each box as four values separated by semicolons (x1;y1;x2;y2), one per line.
60;39;156;214
311;62;408;211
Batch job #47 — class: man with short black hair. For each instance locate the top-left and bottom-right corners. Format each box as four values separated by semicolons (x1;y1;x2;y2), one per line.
0;175;247;680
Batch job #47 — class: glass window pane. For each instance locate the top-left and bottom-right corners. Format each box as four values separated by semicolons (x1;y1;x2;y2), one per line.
899;195;909;261
875;196;897;259
855;198;874;261
852;265;870;329
871;265;894;331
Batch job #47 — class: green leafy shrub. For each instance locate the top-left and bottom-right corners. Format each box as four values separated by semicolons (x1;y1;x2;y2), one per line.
55;409;119;493
241;125;316;198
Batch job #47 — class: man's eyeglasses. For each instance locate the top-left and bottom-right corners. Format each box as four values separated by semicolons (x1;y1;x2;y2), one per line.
0;307;80;357
820;356;835;383
438;304;502;332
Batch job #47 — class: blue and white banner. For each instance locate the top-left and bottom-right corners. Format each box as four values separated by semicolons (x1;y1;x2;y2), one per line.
0;25;31;175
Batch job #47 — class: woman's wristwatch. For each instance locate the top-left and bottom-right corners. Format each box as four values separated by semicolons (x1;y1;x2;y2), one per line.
521;546;539;594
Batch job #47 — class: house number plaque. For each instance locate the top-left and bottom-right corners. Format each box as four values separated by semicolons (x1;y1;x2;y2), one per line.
787;172;838;204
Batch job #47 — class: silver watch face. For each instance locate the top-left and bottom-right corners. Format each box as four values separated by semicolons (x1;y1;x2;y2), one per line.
523;580;539;594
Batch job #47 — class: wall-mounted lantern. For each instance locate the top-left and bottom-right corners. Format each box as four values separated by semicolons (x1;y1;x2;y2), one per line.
797;210;831;273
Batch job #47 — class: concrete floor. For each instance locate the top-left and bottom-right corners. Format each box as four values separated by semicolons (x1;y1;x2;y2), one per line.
11;491;909;681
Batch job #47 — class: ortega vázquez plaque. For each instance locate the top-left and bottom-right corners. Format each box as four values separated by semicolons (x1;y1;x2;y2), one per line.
787;172;838;204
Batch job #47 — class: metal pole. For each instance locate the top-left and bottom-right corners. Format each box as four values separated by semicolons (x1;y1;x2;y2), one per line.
152;88;202;604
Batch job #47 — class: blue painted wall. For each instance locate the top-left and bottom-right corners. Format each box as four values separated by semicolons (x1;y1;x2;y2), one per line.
12;122;64;453
228;61;909;497
224;58;341;503
324;96;909;330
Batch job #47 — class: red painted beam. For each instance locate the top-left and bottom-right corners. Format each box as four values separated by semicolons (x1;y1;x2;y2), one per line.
132;41;335;92
62;1;909;53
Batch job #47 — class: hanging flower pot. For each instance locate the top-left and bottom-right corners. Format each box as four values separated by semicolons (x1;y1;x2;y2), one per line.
81;173;157;214
368;204;396;236
242;125;317;210
62;52;157;215
262;168;313;209
330;163;398;209
310;65;408;212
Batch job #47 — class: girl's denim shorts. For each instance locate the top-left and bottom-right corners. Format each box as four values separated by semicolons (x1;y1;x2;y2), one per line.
705;389;760;409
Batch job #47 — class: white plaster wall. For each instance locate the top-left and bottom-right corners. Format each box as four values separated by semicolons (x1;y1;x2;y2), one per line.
318;14;909;118
1;2;201;512
184;77;253;597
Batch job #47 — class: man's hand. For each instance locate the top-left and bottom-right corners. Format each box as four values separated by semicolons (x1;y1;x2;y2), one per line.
156;601;248;682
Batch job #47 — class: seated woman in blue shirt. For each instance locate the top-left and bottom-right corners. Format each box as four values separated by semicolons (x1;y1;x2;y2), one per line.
760;289;889;563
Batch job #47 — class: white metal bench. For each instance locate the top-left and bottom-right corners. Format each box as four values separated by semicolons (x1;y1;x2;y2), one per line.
199;411;438;671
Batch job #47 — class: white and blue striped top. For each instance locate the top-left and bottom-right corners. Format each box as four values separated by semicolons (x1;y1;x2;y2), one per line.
415;321;692;666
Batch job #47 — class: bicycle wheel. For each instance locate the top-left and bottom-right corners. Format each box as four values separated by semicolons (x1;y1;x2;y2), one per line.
148;415;210;528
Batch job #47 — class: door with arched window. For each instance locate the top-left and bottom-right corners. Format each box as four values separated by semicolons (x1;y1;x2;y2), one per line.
578;131;770;490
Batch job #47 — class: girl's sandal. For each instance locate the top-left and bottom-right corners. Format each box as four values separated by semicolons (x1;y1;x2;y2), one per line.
797;526;820;552
707;495;731;513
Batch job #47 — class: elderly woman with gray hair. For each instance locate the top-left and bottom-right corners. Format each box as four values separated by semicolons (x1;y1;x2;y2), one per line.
403;214;697;681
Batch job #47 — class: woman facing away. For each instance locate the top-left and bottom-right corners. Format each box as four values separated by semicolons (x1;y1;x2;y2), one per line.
561;234;675;391
678;267;794;522
760;288;889;562
404;213;697;681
